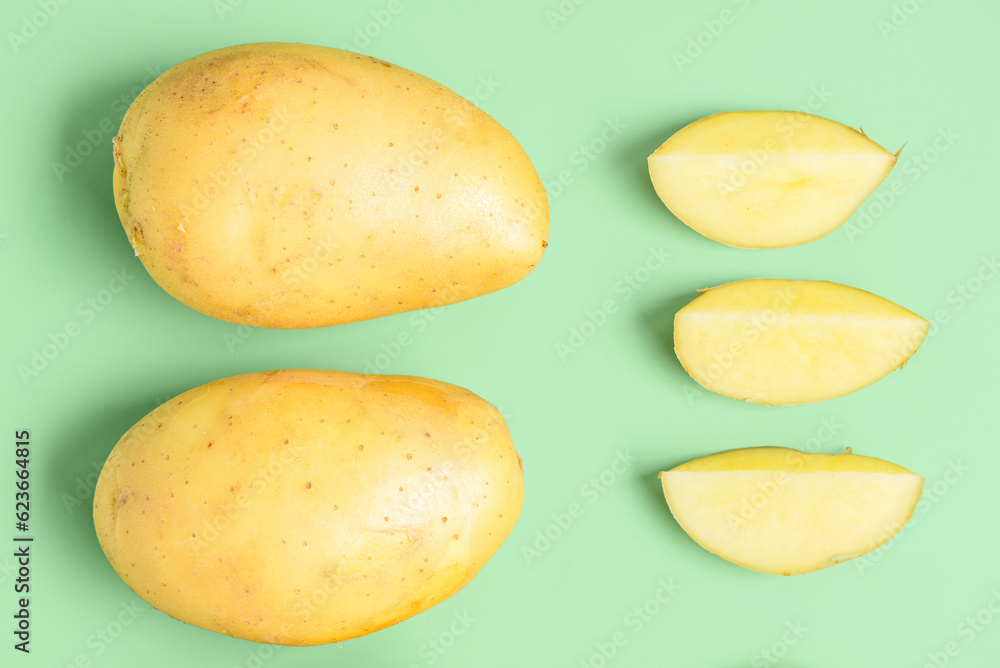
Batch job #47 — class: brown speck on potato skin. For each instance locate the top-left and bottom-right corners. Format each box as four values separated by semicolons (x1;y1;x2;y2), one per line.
305;482;312;489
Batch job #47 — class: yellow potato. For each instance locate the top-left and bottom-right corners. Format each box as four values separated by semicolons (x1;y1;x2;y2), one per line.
673;279;928;405
113;43;549;328
660;447;923;575
93;370;523;645
648;111;898;248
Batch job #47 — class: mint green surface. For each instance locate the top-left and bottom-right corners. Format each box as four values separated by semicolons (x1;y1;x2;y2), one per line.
3;0;999;665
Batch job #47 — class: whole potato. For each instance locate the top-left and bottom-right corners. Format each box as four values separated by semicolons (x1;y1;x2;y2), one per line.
113;42;549;328
93;370;523;645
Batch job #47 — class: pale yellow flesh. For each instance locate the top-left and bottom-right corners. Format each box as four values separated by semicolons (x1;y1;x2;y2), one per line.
93;370;523;645
660;447;923;575
113;43;549;328
648;111;897;248
674;279;929;405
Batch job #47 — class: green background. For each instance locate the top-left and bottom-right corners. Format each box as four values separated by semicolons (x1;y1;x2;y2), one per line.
3;0;999;665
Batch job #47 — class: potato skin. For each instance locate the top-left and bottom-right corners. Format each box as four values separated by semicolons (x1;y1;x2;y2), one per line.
113;42;549;328
93;370;523;645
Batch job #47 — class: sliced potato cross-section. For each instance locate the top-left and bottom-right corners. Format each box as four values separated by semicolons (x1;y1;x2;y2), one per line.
648;111;898;248
660;447;924;575
674;279;928;405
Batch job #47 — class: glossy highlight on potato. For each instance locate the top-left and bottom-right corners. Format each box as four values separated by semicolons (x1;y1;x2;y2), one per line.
93;370;524;645
113;42;549;328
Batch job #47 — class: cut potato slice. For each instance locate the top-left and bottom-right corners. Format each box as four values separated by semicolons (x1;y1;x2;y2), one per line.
674;279;928;405
648;111;898;248
660;447;924;575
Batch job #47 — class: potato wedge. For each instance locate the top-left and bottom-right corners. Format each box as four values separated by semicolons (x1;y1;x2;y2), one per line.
660;447;923;575
674;279;928;405
648;111;897;248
